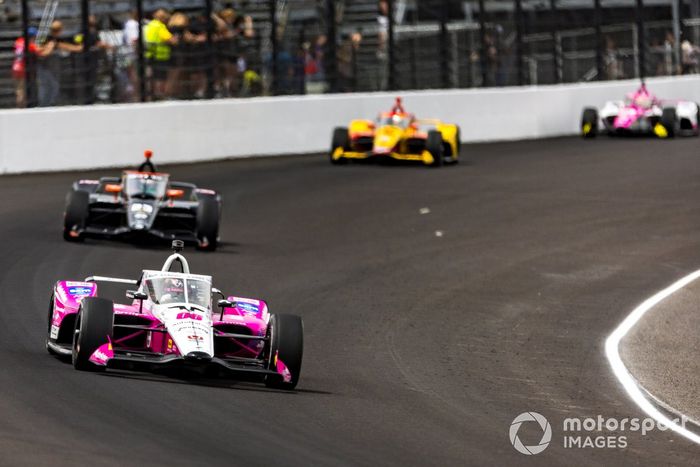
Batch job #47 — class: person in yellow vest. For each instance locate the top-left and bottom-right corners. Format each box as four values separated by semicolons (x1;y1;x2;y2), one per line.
144;9;178;99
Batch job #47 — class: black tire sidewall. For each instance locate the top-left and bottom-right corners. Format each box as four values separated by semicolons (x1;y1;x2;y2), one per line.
427;131;444;167
661;107;677;137
72;297;114;371
331;127;349;165
581;108;598;138
64;190;89;240
196;196;220;251
265;313;304;390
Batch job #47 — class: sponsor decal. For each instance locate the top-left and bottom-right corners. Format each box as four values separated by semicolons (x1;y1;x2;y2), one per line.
176;312;203;321
187;335;204;341
236;302;259;314
66;281;92;287
50;325;59;339
68;286;93;296
88;340;114;366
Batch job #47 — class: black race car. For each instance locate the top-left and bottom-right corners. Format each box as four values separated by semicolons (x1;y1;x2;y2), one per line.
63;153;221;251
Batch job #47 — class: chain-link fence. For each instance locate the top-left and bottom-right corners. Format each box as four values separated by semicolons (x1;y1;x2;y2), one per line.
1;0;700;108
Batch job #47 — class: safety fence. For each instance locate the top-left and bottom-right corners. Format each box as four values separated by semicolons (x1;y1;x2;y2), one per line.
1;1;700;108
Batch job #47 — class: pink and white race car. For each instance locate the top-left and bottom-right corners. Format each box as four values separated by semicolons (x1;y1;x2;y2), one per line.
581;84;700;138
46;241;303;390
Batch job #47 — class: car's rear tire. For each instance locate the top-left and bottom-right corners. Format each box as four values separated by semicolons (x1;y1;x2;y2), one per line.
427;130;444;167
661;107;677;138
72;297;114;372
331;127;349;165
581;108;598;139
196;196;220;251
63;190;89;242
265;313;304;390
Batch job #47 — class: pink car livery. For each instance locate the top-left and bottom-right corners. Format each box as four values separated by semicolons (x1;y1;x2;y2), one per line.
581;83;700;138
46;241;303;390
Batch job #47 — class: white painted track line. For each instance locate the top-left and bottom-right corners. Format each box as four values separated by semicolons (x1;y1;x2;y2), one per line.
605;269;700;445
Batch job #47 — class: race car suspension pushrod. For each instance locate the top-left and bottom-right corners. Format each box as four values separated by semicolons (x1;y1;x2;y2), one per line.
112;330;146;345
113;324;167;333
215;333;266;356
214;332;267;341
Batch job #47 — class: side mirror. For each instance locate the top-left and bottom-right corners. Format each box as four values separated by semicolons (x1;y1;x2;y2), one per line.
217;299;235;309
212;288;225;299
217;298;236;320
127;290;148;314
127;290;148;300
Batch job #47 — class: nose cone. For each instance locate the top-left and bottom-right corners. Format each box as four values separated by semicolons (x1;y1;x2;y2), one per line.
185;351;212;361
373;126;402;154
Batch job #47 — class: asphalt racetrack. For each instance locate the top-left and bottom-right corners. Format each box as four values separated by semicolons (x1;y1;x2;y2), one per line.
1;136;700;466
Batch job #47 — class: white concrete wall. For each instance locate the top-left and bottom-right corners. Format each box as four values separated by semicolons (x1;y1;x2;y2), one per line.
1;75;699;174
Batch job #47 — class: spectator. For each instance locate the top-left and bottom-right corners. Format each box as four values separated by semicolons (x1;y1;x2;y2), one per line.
186;12;210;99
122;10;140;100
144;9;178;99
604;36;622;80
374;0;389;91
166;12;190;98
214;9;240;96
304;34;326;93
12;27;38;107
74;15;113;104
337;31;362;93
36;21;82;107
681;40;700;74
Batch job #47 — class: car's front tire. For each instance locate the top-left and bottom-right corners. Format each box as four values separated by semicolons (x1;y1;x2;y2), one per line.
331;127;349;165
63;190;89;242
72;297;114;372
265;313;304;390
427;130;444;167
46;292;59;356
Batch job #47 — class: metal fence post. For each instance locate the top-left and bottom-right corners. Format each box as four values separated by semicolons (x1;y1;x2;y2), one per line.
636;0;645;79
325;0;338;93
515;0;524;85
387;0;396;90
595;0;603;80
478;0;488;87
269;0;278;95
136;0;146;102
672;0;681;74
205;0;215;99
21;0;35;107
81;0;92;104
550;0;561;83
440;0;449;88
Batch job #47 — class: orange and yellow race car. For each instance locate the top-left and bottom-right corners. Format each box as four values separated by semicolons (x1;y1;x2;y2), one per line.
330;98;461;167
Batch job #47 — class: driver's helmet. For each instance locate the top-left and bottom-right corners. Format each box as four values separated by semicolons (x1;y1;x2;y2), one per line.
631;86;654;109
391;113;405;125
633;93;652;109
160;278;185;304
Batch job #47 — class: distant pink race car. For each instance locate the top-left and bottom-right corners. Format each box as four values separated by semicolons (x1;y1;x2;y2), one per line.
46;241;303;390
581;84;700;138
